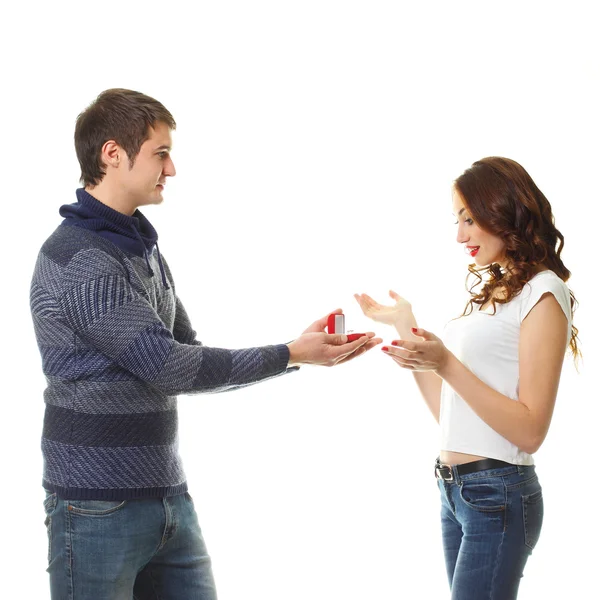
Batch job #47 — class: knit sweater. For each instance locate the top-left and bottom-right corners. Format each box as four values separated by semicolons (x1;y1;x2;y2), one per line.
31;189;293;500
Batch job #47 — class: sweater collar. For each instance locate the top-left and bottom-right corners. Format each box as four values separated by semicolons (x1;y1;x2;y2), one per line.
59;189;169;289
61;188;158;251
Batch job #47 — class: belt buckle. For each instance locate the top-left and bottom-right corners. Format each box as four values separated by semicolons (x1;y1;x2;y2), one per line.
435;463;454;482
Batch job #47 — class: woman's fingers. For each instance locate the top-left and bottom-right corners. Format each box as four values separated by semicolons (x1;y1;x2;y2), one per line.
411;327;439;342
390;339;422;352
353;293;371;313
359;293;380;308
382;346;420;364
394;360;416;370
385;352;416;370
356;291;407;312
354;293;384;316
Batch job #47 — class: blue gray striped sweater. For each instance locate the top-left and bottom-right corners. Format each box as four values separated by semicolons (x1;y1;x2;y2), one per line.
31;189;293;500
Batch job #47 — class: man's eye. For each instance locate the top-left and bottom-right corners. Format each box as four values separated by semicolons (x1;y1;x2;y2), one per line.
158;152;168;159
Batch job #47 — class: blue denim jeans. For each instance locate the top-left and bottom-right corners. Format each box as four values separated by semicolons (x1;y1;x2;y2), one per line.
43;491;217;600
438;463;543;600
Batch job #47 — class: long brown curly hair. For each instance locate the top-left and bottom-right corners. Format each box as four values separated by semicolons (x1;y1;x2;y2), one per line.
454;156;580;361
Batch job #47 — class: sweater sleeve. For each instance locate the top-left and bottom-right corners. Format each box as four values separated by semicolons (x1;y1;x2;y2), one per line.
172;295;203;346
57;250;291;396
158;254;203;346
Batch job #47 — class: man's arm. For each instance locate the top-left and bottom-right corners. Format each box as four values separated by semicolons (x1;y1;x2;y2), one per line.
172;295;203;346
57;249;289;395
159;255;203;347
57;249;379;396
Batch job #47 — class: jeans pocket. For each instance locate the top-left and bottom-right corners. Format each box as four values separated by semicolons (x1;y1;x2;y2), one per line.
459;479;506;513
43;492;57;563
522;489;544;550
67;499;128;516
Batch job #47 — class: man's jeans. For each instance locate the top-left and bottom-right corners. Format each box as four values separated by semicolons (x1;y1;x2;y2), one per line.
438;464;543;600
43;491;218;600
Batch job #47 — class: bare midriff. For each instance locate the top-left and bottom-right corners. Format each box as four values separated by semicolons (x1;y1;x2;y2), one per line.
439;450;488;465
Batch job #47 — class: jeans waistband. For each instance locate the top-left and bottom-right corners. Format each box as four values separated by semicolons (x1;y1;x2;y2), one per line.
435;457;525;483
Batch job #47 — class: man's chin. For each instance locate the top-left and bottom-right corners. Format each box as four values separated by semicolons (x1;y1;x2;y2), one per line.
143;191;164;206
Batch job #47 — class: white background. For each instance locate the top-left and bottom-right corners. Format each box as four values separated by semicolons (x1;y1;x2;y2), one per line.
2;1;598;598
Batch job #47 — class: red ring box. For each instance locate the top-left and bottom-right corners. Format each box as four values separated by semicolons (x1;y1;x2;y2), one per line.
326;313;365;342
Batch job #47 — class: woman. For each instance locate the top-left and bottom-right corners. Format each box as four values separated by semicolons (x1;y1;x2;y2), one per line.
355;157;579;599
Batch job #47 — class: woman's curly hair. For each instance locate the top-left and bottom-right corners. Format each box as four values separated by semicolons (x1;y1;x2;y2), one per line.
454;157;580;361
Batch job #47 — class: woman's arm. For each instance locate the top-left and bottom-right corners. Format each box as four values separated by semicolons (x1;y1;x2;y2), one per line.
394;322;442;422
390;292;568;453
438;292;568;453
354;291;443;422
410;372;443;422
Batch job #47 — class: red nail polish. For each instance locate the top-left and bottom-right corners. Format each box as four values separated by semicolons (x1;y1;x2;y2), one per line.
411;327;418;333
391;341;399;346
382;346;389;351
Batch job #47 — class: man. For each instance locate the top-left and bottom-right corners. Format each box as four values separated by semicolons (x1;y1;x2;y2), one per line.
31;88;380;600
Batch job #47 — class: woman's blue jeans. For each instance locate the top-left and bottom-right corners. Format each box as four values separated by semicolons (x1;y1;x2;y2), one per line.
438;463;543;600
43;491;218;600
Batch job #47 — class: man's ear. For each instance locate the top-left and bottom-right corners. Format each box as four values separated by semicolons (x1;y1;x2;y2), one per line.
101;140;123;168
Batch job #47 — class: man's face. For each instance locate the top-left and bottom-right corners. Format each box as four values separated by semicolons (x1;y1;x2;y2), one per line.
117;121;176;211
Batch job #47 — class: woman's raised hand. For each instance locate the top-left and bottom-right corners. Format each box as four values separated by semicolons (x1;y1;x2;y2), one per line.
353;290;416;328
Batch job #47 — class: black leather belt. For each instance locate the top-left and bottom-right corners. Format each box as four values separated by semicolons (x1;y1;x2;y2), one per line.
435;457;513;482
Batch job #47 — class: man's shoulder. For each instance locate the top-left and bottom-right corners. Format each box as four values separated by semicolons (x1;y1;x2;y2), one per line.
39;224;126;268
34;225;132;293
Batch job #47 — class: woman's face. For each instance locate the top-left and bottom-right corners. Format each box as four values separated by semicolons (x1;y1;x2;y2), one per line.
452;188;506;267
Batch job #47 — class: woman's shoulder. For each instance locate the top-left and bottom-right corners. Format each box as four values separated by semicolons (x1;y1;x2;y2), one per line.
518;270;571;323
525;269;569;295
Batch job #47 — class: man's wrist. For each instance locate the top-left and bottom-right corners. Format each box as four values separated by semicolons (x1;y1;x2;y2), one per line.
286;341;301;367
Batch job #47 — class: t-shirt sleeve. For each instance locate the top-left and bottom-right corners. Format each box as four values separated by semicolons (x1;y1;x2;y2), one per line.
519;274;572;325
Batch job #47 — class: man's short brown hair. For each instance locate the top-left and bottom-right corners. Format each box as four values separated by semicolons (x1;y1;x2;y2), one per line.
75;88;176;187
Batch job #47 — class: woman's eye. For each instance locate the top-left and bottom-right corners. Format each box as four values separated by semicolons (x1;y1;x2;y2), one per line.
465;218;473;225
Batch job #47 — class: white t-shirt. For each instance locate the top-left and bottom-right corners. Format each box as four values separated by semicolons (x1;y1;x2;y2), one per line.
439;270;572;465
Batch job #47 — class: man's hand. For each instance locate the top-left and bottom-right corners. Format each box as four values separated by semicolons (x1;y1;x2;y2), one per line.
287;331;381;367
287;308;382;367
301;308;342;334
